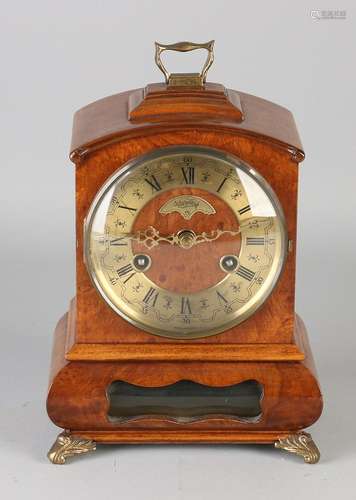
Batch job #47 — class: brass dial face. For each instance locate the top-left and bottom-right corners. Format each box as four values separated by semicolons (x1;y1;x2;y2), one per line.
85;146;287;339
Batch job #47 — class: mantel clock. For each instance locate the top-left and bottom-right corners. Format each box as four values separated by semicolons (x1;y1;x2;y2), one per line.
47;41;323;464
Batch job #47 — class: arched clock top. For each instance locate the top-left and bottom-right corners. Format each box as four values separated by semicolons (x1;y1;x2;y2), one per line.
70;88;304;164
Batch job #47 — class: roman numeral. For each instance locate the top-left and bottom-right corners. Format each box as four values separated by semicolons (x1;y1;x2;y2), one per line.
236;265;255;281
216;177;227;193
181;166;195;184
117;263;135;283
246;237;264;245
216;290;233;313
145;175;162;192
110;237;128;246
143;287;159;307
238;205;251;215
181;297;192;314
117;204;137;213
216;291;228;304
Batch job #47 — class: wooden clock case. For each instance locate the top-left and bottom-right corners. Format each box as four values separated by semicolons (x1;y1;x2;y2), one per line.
46;57;323;464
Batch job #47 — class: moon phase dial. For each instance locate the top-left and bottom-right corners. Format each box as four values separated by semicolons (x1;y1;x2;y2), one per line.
85;146;287;339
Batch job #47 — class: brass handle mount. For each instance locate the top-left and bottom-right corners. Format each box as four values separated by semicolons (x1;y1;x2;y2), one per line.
154;40;215;87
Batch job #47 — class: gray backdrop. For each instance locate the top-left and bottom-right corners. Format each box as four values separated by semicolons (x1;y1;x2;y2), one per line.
1;1;355;498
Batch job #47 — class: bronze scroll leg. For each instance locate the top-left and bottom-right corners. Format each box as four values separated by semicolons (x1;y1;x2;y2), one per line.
47;432;96;464
275;432;320;464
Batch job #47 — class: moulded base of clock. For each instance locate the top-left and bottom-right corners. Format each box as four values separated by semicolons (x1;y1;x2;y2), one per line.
46;41;323;464
47;302;322;464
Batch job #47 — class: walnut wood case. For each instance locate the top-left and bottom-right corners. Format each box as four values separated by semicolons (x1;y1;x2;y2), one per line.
47;80;322;449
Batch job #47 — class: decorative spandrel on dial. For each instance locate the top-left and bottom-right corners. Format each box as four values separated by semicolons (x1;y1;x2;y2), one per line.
86;146;287;339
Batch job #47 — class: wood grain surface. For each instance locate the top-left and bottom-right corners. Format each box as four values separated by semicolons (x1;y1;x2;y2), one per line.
132;187;241;293
128;83;244;123
73;130;298;346
47;313;322;435
46;80;323;442
70;86;304;163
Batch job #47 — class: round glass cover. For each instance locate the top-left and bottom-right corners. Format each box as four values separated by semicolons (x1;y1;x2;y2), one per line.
85;146;287;339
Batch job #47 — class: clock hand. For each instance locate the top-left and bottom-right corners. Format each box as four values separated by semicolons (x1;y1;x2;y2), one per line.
109;226;179;248
114;218;270;250
132;226;180;248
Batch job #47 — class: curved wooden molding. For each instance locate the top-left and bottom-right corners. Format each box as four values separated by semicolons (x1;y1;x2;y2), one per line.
129;83;244;123
70;87;304;163
66;342;304;362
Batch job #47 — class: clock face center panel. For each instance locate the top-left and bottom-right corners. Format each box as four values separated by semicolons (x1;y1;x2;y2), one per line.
131;187;241;294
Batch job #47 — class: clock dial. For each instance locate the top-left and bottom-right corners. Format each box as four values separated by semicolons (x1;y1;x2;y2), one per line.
85;146;287;339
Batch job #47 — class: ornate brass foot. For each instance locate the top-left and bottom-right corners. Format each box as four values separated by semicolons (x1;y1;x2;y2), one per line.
275;432;320;464
47;432;96;464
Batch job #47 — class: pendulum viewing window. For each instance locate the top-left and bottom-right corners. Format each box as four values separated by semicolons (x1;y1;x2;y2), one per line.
107;380;263;423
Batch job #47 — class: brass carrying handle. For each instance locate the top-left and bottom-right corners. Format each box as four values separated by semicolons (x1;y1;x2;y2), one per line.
154;40;215;86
